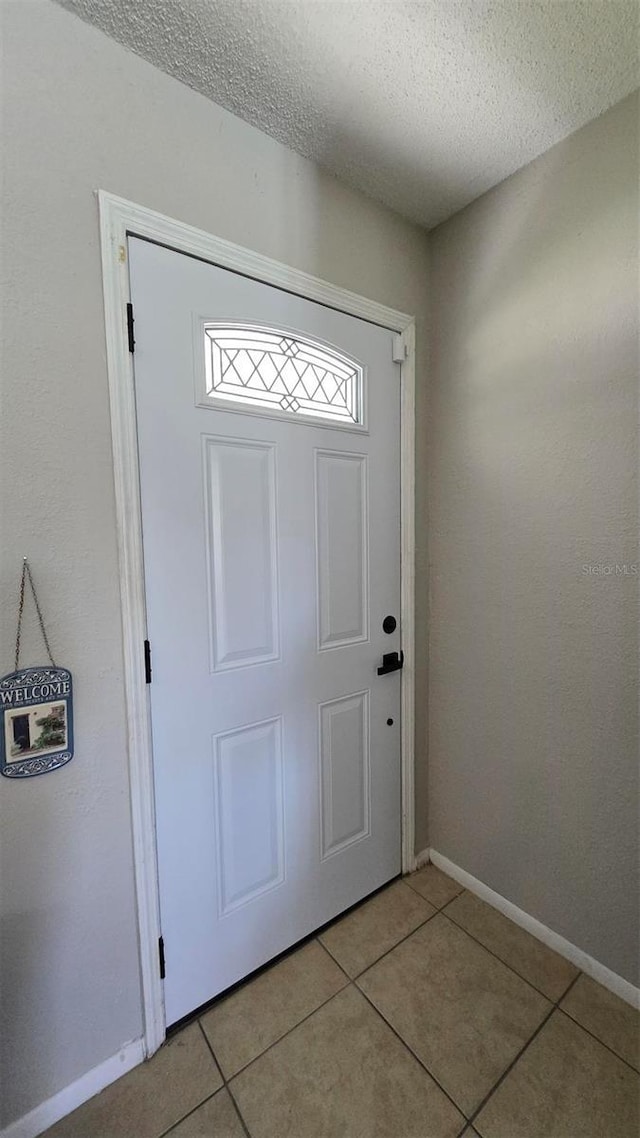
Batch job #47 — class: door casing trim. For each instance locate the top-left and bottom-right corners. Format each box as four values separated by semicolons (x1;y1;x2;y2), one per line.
98;190;417;1057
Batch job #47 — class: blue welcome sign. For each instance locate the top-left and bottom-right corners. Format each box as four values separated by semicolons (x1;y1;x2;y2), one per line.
1;666;74;778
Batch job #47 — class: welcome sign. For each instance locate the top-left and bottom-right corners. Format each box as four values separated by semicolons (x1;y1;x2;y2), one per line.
0;667;74;778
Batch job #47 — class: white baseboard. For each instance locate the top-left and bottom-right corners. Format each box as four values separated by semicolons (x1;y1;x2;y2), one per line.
427;849;640;1010
1;1038;145;1138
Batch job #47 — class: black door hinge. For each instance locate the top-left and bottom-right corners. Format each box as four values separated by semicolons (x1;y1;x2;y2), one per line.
158;936;166;980
126;303;135;353
144;639;152;684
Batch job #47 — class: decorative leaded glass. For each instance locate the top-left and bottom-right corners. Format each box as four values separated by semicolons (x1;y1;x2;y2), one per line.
203;325;363;424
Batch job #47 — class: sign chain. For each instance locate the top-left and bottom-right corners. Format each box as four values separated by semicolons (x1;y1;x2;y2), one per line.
14;558;56;671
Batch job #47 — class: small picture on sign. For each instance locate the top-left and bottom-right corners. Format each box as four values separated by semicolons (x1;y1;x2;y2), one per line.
4;700;68;762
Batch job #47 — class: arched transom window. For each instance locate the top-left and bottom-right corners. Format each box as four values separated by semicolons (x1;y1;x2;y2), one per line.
203;325;363;425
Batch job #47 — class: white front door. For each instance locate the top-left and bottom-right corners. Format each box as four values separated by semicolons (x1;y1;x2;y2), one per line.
130;238;403;1026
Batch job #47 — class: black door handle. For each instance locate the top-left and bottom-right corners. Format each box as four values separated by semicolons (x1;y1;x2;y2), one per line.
377;650;404;676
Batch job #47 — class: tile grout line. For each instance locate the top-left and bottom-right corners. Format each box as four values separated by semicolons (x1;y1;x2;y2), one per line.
202;970;462;1128
352;912;587;1130
196;1016;223;1076
189;904;457;1120
157;1087;220;1138
553;967;582;1007
438;900;579;1005
225;1083;254;1138
455;1118;476;1138
328;888;571;1012
463;970;584;1132
185;905;448;1105
554;1004;640;1076
314;933;354;980
402;873;465;906
199;943;351;1084
404;877;582;1013
195;1019;254;1138
436;903;640;1075
166;885;440;1114
154;1023;231;1138
354;981;470;1125
466;1003;559;1131
165;922;338;1039
319;903;440;980
200;964;476;1134
153;1022;230;1138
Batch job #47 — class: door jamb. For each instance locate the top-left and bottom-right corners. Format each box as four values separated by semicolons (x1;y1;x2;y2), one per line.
98;190;416;1058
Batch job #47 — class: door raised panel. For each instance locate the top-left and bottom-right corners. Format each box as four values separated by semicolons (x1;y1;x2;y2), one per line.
213;717;285;917
315;451;368;650
319;691;370;860
203;437;279;671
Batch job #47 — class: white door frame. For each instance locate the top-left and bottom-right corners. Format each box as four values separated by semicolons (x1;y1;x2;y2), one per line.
98;190;416;1058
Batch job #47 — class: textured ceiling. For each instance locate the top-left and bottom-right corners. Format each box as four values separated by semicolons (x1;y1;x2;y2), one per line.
57;0;639;228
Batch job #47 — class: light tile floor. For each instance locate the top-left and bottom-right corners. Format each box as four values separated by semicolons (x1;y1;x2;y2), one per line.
43;868;640;1138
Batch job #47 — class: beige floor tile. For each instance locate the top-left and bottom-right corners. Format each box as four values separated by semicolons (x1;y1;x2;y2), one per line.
41;1023;222;1138
200;939;347;1077
560;973;640;1070
474;1010;640;1138
167;1088;246;1137
318;880;435;977
230;985;464;1138
445;891;578;1001
405;864;464;908
357;913;551;1115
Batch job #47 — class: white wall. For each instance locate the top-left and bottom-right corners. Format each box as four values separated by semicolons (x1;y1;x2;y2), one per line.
0;2;430;1128
427;93;639;986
